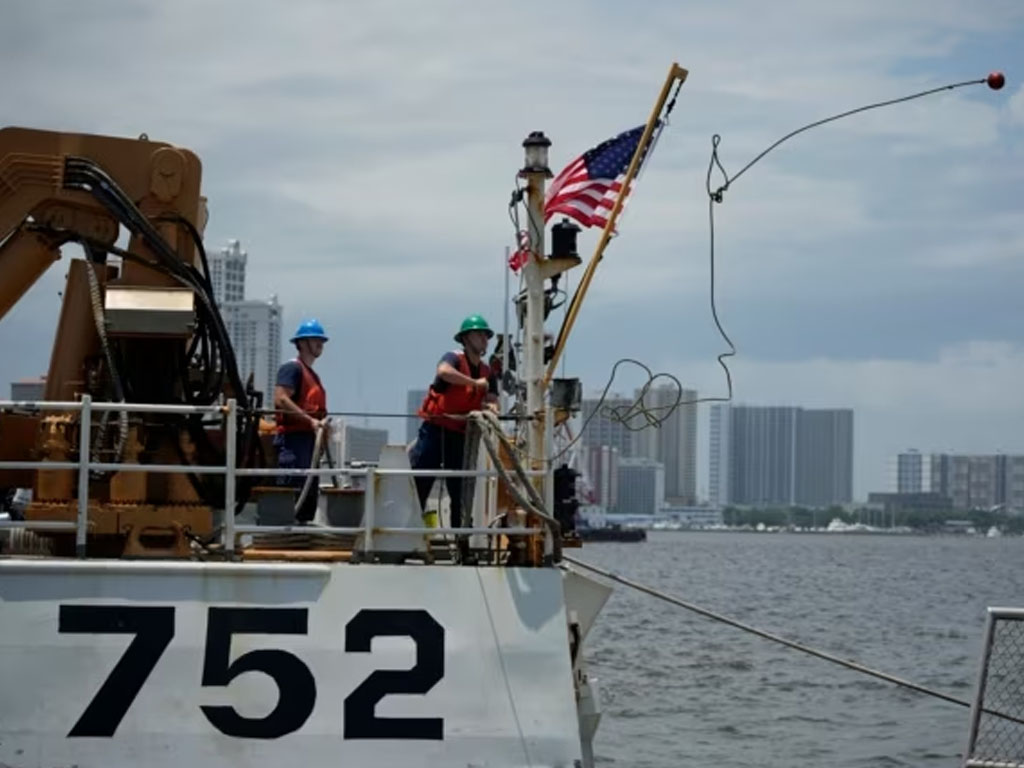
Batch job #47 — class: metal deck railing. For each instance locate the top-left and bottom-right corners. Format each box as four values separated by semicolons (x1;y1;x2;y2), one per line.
964;608;1024;768
0;396;553;560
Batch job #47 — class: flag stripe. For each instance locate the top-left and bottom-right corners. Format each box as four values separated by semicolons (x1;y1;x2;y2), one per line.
546;158;587;199
546;205;593;228
546;180;625;208
546;189;606;210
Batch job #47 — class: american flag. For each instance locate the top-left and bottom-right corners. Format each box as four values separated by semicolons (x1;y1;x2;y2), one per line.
544;124;658;229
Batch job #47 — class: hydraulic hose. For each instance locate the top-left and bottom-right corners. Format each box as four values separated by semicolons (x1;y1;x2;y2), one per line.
294;420;329;516
83;259;129;463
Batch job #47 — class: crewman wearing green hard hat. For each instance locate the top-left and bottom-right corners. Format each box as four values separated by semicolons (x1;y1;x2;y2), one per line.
411;314;498;557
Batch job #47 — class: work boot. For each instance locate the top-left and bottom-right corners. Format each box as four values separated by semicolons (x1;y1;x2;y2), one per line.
457;539;477;565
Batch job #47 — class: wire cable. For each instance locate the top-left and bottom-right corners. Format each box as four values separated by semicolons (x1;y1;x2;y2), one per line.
707;77;987;202
547;358;733;465
699;76;990;415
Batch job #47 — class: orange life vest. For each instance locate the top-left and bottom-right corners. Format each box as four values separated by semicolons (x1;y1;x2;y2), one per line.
418;351;491;433
276;359;327;433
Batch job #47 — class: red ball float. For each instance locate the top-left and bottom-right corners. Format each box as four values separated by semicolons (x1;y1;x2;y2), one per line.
987;71;1005;90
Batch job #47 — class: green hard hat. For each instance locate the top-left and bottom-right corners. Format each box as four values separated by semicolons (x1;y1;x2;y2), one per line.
454;314;494;342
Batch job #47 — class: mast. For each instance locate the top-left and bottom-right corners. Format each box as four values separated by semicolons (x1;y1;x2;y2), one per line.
520;132;552;500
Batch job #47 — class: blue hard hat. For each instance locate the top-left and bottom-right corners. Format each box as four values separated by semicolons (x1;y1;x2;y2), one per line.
290;319;328;343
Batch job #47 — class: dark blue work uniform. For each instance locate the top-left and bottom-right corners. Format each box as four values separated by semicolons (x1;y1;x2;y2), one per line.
274;360;319;522
409;351;497;528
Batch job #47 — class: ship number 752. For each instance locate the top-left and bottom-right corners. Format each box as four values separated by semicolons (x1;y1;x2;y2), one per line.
58;605;444;740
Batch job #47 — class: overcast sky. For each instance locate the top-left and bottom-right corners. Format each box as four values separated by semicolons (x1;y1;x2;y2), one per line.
2;0;1022;499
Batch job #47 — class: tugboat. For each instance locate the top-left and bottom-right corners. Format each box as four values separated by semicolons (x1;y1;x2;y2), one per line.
578;524;647;543
576;507;647;543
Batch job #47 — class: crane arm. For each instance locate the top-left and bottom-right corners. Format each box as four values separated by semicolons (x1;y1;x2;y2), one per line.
0;126;205;323
0;229;62;320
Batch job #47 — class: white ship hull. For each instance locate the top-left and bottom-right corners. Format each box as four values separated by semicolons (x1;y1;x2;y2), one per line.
0;559;585;768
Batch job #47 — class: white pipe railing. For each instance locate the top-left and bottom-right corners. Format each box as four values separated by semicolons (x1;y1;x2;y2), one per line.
0;520;76;531
235;526;540;536
0;398;552;560
224;394;237;554
76;394;91;558
232;468;546;477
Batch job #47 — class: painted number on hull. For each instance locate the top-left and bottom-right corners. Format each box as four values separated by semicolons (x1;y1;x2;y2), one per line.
58;606;174;737
344;609;444;740
200;608;316;739
58;605;445;740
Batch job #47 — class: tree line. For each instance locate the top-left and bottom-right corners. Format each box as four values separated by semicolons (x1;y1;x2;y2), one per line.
720;505;1024;534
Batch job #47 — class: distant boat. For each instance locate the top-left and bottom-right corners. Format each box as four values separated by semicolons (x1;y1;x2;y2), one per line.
578;525;646;543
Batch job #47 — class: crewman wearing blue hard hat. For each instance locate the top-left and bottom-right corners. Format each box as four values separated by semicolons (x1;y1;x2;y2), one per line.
273;319;329;523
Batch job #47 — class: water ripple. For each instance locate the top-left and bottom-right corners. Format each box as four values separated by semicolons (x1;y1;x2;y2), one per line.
576;531;1024;768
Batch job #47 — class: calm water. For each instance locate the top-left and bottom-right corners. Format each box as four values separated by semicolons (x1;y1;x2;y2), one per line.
575;531;1024;768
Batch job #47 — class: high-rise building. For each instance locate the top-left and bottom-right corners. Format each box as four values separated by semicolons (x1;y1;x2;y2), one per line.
406;389;428;443
221;297;283;406
889;450;934;493
580;396;636;459
206;240;283;406
929;454;948;499
709;404;730;508
796;409;853;507
586;445;619;510
709;404;854;508
10;377;45;401
890;451;1024;513
632;386;697;504
730;405;799;507
616;458;664;515
331;419;389;465
965;455;999;510
1006;456;1024;513
209;239;247;305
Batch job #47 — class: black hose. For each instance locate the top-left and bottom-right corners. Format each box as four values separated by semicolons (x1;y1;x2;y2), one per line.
61;157;260;509
63;158;247;409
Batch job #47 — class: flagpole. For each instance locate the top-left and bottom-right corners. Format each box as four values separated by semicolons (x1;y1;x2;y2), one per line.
543;62;688;388
502;245;510;415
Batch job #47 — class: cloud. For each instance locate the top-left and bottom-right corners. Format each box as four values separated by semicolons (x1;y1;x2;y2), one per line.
2;0;1023;497
1009;84;1024;126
